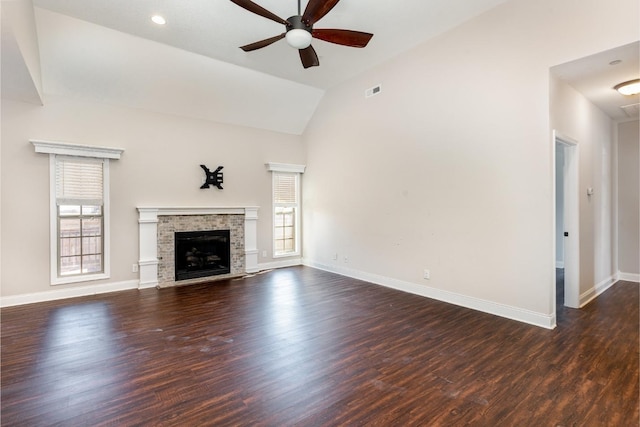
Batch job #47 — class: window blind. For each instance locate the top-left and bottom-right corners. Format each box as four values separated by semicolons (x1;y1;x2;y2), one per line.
273;173;297;204
55;157;104;206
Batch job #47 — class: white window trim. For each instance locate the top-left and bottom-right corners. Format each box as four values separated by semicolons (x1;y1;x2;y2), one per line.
272;173;300;258
32;140;123;285
31;140;124;159
266;163;305;259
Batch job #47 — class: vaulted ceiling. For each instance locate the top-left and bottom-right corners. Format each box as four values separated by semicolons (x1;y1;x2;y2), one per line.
30;0;512;89
2;0;637;135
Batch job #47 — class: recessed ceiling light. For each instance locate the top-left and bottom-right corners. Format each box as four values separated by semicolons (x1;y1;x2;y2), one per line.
614;79;640;96
151;15;166;25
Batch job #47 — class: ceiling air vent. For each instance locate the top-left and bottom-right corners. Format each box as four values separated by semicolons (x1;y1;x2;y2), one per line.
620;103;640;118
365;84;382;98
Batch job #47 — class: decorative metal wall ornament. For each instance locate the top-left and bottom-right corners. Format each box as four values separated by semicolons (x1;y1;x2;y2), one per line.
200;165;224;190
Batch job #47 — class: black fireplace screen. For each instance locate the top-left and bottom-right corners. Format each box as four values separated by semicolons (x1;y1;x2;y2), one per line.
174;230;231;281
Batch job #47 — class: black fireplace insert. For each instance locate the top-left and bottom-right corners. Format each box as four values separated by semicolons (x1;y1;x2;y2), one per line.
174;230;231;281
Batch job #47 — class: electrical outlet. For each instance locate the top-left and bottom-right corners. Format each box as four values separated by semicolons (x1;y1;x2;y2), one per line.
262;250;267;258
423;269;430;280
344;256;349;263
332;253;338;261
132;264;139;273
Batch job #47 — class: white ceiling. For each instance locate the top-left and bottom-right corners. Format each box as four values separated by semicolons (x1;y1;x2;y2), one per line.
32;0;513;90
552;41;640;122
4;0;638;129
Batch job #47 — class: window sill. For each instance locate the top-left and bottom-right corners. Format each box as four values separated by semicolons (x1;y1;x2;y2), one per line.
52;272;110;286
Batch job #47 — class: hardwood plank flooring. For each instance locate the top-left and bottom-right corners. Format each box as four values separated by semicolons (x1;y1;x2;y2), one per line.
1;266;638;426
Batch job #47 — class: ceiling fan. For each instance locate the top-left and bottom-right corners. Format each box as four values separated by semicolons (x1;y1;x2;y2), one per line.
230;0;373;69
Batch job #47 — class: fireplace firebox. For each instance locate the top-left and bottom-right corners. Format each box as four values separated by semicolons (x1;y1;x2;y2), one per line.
174;230;231;281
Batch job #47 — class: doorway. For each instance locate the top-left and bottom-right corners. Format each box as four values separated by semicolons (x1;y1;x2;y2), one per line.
554;131;580;310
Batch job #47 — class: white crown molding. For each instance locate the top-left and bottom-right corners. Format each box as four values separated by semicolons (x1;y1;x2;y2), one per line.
31;139;124;159
265;162;306;173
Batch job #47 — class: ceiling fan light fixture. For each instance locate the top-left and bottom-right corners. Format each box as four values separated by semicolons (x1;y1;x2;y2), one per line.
286;28;312;49
614;79;640;96
229;0;372;68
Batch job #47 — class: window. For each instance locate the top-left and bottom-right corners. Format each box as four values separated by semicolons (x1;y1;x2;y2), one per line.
31;140;123;285
56;157;105;277
266;163;305;258
273;172;299;256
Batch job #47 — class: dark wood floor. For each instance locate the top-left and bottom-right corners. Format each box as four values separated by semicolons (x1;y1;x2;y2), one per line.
2;266;638;426
556;267;565;308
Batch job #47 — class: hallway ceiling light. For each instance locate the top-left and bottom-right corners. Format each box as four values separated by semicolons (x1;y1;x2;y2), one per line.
614;79;640;96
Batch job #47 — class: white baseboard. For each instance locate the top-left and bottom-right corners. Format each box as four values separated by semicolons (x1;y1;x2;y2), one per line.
579;274;617;307
257;257;302;272
303;259;555;329
617;271;640;283
1;280;141;308
138;280;158;289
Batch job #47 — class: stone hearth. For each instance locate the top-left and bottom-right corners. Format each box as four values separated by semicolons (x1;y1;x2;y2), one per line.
137;207;258;288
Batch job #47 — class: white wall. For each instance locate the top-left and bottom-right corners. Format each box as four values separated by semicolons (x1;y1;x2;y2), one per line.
302;0;638;327
617;120;640;277
1;95;305;298
550;74;617;302
1;0;43;104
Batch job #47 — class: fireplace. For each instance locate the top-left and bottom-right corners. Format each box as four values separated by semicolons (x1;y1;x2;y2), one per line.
174;230;231;281
137;207;259;289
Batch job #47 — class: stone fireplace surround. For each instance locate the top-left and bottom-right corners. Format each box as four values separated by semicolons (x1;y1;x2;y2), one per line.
138;207;259;288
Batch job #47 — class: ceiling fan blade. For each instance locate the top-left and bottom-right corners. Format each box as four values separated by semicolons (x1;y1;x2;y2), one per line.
302;0;341;25
230;0;288;25
312;29;373;48
240;33;285;52
299;45;320;69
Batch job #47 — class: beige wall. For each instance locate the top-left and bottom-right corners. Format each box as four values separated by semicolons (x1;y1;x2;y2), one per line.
1;95;305;297
302;0;637;326
617;120;640;276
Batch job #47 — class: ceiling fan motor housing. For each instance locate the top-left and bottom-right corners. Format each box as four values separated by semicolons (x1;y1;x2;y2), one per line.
287;15;312;32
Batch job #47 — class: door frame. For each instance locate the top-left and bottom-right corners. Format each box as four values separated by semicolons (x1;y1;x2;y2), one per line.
554;130;580;309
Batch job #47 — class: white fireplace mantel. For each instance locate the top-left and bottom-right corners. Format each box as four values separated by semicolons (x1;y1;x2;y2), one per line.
137;206;259;288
